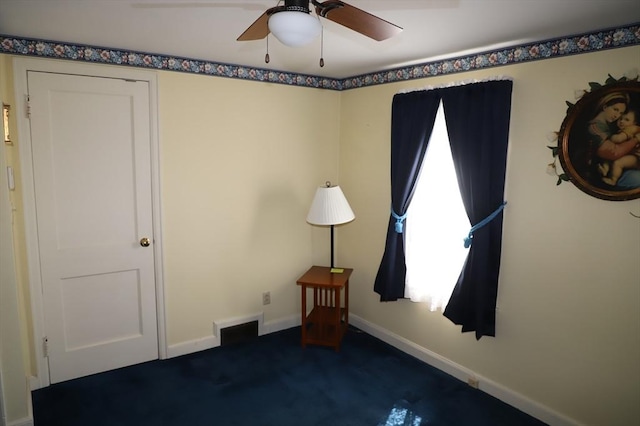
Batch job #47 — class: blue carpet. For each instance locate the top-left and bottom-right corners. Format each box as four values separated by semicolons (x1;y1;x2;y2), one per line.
32;326;547;426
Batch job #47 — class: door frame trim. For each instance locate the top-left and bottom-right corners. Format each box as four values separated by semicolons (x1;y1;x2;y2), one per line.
12;57;167;389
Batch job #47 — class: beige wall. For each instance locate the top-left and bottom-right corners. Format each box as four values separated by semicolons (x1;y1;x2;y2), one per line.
1;45;639;426
339;46;640;426
158;72;342;344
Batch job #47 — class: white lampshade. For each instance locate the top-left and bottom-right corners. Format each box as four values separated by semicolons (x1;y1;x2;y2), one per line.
268;11;322;47
307;184;355;226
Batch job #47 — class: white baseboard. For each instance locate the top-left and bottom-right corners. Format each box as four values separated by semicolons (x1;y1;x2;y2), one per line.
28;377;39;392
8;417;33;426
261;314;300;335
5;376;35;426
349;314;581;426
167;313;301;359
166;335;218;359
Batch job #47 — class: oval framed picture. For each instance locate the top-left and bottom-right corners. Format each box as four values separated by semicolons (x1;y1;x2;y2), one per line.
558;80;640;201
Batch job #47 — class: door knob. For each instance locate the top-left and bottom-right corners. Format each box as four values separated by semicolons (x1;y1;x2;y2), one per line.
140;237;151;247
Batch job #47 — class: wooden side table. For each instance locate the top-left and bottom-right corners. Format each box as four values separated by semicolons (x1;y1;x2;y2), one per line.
296;266;353;351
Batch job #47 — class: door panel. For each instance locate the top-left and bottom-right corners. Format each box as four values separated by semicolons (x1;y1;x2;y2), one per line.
28;71;158;384
61;270;143;351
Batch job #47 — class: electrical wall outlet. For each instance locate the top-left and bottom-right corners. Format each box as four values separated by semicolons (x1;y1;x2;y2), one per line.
262;291;271;305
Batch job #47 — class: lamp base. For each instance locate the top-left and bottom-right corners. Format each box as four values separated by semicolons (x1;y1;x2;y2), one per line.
330;268;344;274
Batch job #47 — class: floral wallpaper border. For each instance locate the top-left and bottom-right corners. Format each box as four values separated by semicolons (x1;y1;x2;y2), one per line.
1;24;638;91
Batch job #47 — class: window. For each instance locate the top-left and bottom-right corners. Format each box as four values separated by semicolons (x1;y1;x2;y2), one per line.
374;80;512;338
404;101;470;311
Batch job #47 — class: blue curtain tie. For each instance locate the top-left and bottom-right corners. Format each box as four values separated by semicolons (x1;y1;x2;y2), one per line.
391;208;407;234
464;201;507;248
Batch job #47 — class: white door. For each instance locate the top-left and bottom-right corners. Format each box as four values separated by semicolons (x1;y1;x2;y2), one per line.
28;71;158;384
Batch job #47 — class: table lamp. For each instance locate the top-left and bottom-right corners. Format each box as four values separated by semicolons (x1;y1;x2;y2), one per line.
306;181;355;271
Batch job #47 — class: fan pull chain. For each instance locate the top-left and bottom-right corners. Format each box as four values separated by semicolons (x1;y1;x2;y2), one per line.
265;35;270;64
319;26;325;67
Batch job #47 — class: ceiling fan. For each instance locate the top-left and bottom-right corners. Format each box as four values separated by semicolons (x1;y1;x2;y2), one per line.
237;0;403;46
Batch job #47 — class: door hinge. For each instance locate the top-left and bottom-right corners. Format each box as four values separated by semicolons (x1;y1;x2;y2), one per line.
43;336;49;357
26;95;31;118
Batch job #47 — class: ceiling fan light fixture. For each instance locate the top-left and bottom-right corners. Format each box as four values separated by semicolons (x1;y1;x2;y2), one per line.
268;11;321;47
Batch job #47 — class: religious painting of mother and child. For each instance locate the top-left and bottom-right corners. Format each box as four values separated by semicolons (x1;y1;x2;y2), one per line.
558;79;640;201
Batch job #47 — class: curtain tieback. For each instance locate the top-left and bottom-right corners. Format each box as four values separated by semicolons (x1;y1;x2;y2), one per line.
464;201;507;248
391;208;407;234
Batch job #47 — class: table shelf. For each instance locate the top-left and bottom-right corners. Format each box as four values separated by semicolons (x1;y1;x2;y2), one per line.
307;306;347;324
305;306;347;347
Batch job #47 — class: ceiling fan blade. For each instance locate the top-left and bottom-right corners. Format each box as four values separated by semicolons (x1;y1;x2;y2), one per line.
314;1;402;41
237;9;270;41
237;6;285;41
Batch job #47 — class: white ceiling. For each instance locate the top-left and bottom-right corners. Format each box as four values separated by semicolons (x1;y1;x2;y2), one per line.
1;0;639;79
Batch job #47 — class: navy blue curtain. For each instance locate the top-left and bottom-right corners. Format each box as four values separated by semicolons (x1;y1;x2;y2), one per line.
373;90;441;301
374;80;513;339
442;80;513;339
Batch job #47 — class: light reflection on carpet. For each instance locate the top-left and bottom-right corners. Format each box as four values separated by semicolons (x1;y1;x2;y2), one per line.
380;402;424;426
